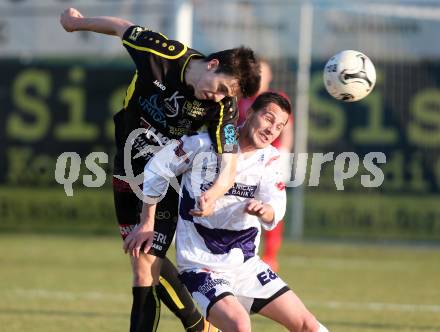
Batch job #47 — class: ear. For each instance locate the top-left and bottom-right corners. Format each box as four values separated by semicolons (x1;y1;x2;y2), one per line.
207;59;220;71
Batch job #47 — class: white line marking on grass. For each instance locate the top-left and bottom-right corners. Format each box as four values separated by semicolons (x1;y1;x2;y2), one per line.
309;301;440;313
8;288;440;314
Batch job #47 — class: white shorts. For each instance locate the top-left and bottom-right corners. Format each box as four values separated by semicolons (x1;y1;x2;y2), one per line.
179;256;289;317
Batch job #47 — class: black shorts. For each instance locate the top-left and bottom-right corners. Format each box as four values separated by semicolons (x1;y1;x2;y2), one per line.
112;109;179;258
113;176;179;258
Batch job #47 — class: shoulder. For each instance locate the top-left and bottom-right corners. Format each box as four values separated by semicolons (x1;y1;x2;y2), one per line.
220;97;237;113
122;25;188;60
211;97;238;124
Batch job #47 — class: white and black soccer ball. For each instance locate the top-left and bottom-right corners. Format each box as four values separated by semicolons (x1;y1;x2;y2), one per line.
323;50;376;102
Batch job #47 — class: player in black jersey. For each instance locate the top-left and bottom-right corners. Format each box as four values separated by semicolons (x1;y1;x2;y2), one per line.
60;7;261;332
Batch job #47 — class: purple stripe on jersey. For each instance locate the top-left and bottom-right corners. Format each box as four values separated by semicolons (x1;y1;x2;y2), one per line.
179;185;195;222
194;223;258;261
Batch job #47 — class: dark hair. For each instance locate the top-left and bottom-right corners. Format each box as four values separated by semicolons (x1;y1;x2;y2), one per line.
205;46;260;98
251;91;292;115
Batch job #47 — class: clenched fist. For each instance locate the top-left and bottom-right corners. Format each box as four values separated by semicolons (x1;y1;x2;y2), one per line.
60;7;83;32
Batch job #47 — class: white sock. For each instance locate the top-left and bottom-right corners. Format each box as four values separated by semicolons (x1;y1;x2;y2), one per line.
318;322;329;332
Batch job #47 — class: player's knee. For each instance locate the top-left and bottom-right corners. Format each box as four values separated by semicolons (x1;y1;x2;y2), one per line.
230;315;251;332
131;255;160;286
216;311;250;332
300;313;319;332
132;270;153;286
287;312;319;332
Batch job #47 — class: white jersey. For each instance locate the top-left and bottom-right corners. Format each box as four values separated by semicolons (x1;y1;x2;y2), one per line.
143;132;286;273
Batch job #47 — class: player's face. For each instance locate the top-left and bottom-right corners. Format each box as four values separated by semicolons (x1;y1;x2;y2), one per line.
193;60;239;102
246;103;289;149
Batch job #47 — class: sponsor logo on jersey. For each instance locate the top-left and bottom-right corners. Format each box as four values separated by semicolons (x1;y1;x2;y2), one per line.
153;79;166;91
183;99;206;117
140;118;170;145
153;231;168;245
223;124;237;145
169;126;188;136
225;182;257;198
164;91;184;117
129;27;144;41
177;118;192;128
138;95;167;127
131;130;162;160
256;268;279;286
155;211;171;220
198;278;230;295
119;224;136;239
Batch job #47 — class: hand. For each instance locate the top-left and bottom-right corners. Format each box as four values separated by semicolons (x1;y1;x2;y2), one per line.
123;223;154;258
244;199;268;217
60;7;83;32
190;192;216;217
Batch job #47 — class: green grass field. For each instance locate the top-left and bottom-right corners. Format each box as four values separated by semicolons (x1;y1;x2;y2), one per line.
1;234;439;332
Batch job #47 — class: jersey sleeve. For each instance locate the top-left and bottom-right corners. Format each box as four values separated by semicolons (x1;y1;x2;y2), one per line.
208;98;239;154
122;25;187;72
256;151;287;230
143;134;213;197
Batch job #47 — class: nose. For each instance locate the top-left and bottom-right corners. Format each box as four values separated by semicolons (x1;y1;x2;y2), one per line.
265;123;277;135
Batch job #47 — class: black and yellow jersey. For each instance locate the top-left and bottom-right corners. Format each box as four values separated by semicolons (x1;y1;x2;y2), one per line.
114;25;238;174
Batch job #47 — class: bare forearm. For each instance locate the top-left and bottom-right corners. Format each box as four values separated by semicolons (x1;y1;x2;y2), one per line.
60;8;132;38
140;202;157;226
77;17;131;36
205;153;237;199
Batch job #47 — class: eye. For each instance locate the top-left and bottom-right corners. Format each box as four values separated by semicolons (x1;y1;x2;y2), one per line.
264;115;274;123
217;84;229;95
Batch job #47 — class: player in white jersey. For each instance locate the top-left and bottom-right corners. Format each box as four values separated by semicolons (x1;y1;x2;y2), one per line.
128;92;329;332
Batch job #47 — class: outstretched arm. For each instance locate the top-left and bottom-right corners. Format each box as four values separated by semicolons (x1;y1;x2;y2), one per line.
60;7;133;38
191;153;237;217
123;202;157;258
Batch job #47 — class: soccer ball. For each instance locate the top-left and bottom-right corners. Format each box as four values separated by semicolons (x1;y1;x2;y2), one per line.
323;50;376;102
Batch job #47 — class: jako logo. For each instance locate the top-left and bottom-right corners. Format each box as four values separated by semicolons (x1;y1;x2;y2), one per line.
153;80;166;91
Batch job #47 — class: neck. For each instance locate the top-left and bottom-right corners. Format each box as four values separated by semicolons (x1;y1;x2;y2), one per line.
238;127;256;153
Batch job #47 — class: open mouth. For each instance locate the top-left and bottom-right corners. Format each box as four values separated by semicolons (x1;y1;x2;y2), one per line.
259;132;270;143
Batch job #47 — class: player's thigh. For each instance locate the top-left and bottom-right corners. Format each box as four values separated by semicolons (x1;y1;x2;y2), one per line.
113;176;163;285
147;185;179;258
258;289;318;332
112;176;142;239
208;295;251;332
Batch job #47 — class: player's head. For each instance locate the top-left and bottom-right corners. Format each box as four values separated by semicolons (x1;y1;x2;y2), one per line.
241;92;291;149
193;47;260;102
